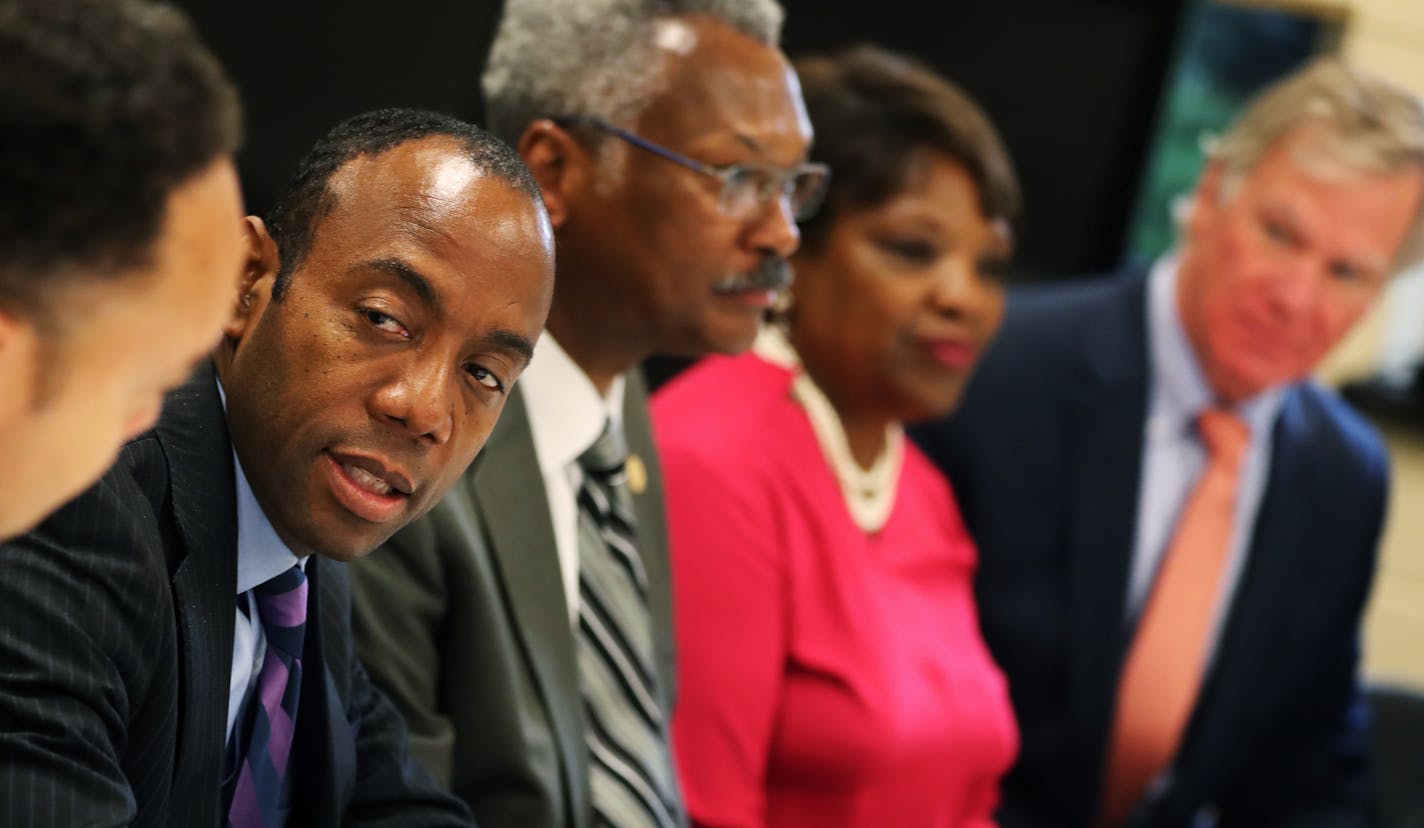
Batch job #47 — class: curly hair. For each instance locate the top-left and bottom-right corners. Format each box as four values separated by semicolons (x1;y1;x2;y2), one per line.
482;0;785;146
0;0;241;316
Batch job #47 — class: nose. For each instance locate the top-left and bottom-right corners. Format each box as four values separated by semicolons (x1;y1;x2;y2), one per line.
743;196;801;261
368;354;455;445
929;257;992;319
1264;259;1324;320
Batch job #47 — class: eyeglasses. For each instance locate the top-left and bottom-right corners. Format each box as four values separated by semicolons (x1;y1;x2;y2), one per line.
554;116;830;221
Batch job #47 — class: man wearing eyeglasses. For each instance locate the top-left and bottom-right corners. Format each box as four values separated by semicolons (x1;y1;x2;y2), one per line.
349;1;819;827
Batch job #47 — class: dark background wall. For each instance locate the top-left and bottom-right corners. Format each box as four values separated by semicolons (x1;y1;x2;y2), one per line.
780;0;1191;279
174;2;505;219
177;0;1189;279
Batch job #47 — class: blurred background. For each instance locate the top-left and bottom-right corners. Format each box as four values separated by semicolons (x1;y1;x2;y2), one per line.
173;0;1423;687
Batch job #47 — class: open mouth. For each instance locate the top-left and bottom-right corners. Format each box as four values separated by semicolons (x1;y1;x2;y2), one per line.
322;451;413;524
343;463;396;495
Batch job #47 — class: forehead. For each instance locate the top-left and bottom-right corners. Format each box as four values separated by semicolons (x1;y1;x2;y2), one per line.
1235;129;1424;251
308;138;552;285
635;18;811;156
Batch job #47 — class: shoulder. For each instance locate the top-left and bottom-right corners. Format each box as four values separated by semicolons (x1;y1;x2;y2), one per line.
1280;383;1389;485
0;433;175;703
15;431;171;561
980;271;1145;381
651;354;813;535
652;352;800;467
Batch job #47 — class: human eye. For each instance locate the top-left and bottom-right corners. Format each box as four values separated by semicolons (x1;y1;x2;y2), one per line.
722;166;764;200
1326;260;1378;286
359;306;411;339
876;236;940;266
466;364;506;394
1259;214;1298;248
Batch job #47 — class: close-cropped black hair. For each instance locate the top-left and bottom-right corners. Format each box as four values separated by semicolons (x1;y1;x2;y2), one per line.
0;0;242;317
793;45;1021;252
264;107;541;300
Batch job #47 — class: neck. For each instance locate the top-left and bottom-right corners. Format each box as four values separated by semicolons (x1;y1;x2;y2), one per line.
838;407;890;469
1172;257;1255;407
788;330;891;468
545;301;644;397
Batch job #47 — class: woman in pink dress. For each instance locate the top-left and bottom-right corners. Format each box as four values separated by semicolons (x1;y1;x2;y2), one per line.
652;46;1023;828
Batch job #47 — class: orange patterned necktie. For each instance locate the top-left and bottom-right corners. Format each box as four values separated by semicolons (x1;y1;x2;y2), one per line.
1100;408;1251;827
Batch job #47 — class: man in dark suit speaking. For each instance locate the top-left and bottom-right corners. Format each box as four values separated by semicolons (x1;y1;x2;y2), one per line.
913;59;1424;827
0;109;555;827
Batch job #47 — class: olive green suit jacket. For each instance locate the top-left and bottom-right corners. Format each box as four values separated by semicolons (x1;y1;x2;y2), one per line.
350;372;677;828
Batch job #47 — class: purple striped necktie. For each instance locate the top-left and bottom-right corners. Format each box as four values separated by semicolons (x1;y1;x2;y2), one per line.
228;564;308;828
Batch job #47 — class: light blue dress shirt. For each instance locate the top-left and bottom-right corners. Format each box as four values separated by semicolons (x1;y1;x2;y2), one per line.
216;380;308;745
1127;257;1285;655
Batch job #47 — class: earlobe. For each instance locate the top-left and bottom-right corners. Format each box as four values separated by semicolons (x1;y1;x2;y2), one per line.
1187;162;1225;237
222;216;279;340
518;119;583;229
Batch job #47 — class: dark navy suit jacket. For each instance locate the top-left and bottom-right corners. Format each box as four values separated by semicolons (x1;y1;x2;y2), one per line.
0;365;472;827
912;271;1385;827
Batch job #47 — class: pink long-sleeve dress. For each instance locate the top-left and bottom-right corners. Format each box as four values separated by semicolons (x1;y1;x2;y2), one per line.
652;351;1018;828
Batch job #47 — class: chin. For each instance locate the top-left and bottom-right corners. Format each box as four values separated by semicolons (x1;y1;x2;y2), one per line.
305;528;392;562
282;512;395;562
890;393;954;426
709;322;763;356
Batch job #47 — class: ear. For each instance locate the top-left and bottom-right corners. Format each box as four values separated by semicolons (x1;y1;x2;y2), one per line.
1186;160;1226;240
222;215;280;341
0;309;40;420
518;119;591;230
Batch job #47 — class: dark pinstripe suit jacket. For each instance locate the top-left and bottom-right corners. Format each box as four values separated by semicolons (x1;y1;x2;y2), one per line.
0;365;472;828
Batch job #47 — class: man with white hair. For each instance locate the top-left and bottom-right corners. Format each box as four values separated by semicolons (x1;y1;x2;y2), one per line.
913;58;1424;827
350;1;821;826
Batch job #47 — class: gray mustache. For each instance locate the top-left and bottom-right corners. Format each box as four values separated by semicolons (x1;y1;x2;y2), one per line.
712;259;793;294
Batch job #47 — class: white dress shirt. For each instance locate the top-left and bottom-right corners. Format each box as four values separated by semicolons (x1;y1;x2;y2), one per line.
1128;256;1285;660
218;381;308;745
518;332;625;622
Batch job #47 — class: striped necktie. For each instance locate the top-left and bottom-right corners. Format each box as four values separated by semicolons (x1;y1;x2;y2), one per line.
228;564;308;828
575;421;680;828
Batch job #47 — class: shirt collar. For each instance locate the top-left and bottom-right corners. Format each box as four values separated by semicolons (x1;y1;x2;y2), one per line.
519;332;626;476
1148;255;1284;438
216;378;307;595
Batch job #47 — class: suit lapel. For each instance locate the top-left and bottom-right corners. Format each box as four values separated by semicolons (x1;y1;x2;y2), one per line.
621;370;676;706
1062;275;1152;805
156;363;239;819
470;387;589;821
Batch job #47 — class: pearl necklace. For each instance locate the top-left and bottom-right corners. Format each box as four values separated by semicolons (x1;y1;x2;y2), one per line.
754;327;903;534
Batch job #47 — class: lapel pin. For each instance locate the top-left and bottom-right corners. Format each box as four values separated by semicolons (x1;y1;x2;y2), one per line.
626;453;648;495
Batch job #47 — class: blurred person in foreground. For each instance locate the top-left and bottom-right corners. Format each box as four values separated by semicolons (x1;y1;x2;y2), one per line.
0;0;244;539
654;45;1021;827
349;1;818;825
912;58;1424;828
0;108;555;827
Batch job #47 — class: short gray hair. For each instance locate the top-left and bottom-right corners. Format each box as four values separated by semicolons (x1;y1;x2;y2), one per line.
1210;57;1424;270
482;0;784;146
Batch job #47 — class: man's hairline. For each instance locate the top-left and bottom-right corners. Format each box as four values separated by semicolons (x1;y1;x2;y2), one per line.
273;137;543;302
